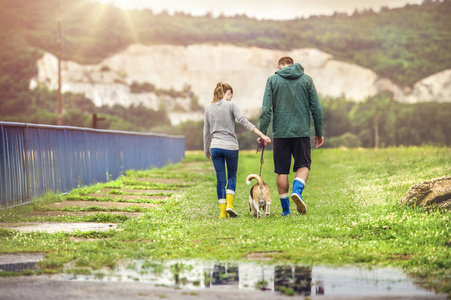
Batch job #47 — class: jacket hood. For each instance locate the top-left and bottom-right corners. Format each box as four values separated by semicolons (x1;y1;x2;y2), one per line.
275;63;304;79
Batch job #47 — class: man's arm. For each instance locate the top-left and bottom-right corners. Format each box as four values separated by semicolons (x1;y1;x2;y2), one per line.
308;78;323;138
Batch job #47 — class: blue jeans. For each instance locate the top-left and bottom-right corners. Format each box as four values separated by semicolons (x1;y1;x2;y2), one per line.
211;148;239;200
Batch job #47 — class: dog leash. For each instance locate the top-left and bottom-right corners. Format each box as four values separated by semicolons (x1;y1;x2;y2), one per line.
256;139;265;177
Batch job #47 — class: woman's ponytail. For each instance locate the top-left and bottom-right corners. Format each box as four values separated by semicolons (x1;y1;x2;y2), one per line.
212;82;224;103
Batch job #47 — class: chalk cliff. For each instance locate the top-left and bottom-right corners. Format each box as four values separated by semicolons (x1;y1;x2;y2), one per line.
30;44;451;125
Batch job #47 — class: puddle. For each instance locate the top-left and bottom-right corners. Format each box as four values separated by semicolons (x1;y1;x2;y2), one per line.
0;262;38;272
52;260;436;297
0;253;45;273
0;222;118;233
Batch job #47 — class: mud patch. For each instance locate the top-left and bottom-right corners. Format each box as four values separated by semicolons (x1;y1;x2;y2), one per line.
88;189;175;201
24;211;142;218
244;252;282;261
0;253;46;264
85;194;169;203
119;189;181;194
0;222;118;233
43;201;159;210
0;253;45;273
133;177;194;185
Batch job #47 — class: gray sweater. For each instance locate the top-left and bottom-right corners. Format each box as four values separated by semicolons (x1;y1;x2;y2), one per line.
203;100;255;158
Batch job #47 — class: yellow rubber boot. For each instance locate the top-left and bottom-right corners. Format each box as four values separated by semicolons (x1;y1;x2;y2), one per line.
226;193;238;217
219;199;228;218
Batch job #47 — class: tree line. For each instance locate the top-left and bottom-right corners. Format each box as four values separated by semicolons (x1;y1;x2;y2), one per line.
154;93;451;150
1;85;450;149
0;88;171;131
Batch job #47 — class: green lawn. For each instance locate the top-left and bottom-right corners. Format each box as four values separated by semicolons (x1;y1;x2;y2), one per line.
1;146;450;292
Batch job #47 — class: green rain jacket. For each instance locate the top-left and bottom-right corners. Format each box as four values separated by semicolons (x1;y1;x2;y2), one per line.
259;63;323;138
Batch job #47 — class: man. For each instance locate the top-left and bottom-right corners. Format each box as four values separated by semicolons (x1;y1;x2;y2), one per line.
259;56;324;216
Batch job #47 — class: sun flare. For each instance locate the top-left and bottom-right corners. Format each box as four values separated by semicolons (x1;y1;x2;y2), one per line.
94;0;140;10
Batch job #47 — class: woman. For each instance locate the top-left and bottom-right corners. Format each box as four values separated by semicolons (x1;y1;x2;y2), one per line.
203;82;271;218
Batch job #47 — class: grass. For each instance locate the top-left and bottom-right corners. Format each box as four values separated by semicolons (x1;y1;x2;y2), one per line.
0;146;450;293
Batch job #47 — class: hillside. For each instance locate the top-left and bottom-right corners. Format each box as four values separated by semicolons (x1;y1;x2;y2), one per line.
31;45;451;125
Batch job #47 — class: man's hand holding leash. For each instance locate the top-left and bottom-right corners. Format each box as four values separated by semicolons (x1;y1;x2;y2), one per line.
257;136;271;146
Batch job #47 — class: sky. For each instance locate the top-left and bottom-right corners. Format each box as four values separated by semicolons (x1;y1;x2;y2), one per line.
95;0;425;20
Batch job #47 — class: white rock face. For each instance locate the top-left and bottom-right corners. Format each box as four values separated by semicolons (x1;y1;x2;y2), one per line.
397;69;451;103
31;44;451;125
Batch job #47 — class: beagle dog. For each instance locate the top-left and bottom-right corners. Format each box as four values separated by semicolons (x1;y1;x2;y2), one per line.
246;174;271;218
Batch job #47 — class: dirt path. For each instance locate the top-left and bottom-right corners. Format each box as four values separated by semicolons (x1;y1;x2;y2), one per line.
42;200;159;210
0;222;118;233
0;174;189;233
0;161;448;300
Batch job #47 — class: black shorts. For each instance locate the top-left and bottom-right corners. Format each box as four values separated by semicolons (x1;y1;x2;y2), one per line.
273;137;311;174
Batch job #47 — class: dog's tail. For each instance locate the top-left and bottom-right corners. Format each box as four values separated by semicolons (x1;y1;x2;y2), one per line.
246;174;263;186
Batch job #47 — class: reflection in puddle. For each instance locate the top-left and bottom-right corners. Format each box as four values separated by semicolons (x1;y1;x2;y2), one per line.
0;253;45;273
54;260;435;297
0;262;37;272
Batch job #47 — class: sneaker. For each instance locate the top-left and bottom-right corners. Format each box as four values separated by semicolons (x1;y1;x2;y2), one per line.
291;193;307;215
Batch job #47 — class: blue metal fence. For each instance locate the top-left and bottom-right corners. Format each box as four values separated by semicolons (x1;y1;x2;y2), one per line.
0;122;185;208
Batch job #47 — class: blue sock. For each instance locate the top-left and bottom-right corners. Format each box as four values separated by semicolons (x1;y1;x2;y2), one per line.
280;194;291;216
